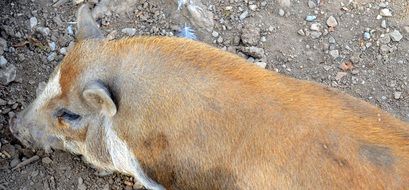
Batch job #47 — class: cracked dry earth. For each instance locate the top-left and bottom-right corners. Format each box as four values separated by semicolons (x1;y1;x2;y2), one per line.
0;0;408;189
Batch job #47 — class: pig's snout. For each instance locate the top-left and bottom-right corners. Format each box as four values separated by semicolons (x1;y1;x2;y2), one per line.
9;114;35;148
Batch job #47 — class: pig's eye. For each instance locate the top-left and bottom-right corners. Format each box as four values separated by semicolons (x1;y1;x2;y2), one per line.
55;108;81;121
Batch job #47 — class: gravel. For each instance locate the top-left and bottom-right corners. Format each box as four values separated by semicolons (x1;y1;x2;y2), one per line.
1;0;408;189
241;24;260;46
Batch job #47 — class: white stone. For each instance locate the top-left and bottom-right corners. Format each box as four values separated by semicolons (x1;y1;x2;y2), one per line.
380;9;392;17
121;28;136;36
310;23;321;31
326;16;338;27
30;17;38;29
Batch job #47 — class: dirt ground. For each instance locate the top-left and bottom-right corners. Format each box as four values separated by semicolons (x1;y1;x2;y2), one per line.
0;0;408;189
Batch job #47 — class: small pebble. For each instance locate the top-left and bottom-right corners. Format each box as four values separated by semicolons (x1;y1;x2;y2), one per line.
254;61;267;69
10;157;20;168
381;20;387;29
378;34;390;44
310;31;322;39
310;23;321;31
48;42;56;51
211;31;219;38
404;26;409;34
297;29;305;36
249;4;257;11
67;25;74;35
328;36;336;44
36;27;50;36
239;11;249;20
363;32;371;40
389;30;403;42
47;52;57;62
335;72;347;80
0;56;7;67
121;28;137;36
305;15;317;22
42;157;52;164
30;17;38;29
394;92;402;100
308;0;317;8
329;50;339;59
278;9;285;17
59;48;67;55
380;9;392;17
326;16;338;27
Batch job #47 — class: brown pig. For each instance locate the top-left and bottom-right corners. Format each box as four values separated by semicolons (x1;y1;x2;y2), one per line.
9;4;409;190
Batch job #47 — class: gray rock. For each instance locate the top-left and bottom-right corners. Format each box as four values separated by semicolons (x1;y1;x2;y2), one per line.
0;38;7;55
239;10;249;20
47;52;57;62
42;157;53;164
36;27;51;37
350;54;361;64
217;36;223;43
240;46;265;59
30;17;38;29
328;36;336;44
0;56;7;67
379;35;391;44
0;64;16;85
49;42;56;51
121;28;136;36
10;157;20;168
326;16;338;27
0;98;6;106
389;30;403;42
310;31;322;39
329;50;339;58
308;0;317;8
241;25;260;46
78;177;87;190
379;44;391;54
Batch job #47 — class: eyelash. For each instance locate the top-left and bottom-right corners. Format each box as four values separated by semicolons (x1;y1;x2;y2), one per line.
55;109;81;121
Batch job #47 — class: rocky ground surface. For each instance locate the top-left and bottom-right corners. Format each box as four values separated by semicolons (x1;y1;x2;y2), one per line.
0;0;408;189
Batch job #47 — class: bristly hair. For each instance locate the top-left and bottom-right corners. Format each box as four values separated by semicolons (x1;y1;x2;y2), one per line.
177;24;197;40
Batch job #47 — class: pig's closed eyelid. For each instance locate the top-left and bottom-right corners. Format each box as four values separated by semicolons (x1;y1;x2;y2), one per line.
54;108;81;121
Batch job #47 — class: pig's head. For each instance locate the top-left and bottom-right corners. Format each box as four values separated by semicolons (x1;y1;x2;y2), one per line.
9;4;116;164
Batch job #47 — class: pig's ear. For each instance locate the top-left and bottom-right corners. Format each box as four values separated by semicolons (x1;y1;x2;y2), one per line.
82;81;117;117
76;4;103;40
